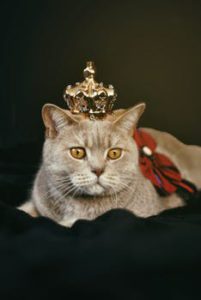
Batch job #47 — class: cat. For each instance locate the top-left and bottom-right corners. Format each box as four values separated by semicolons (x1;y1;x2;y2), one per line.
18;103;201;227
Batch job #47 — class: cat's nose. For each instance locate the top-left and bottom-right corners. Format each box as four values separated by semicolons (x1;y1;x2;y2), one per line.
92;168;104;177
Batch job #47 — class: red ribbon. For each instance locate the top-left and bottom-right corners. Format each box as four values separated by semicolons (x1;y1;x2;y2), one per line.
134;129;195;195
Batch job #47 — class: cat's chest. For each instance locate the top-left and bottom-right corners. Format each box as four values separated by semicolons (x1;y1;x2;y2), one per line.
60;197;111;226
64;196;116;216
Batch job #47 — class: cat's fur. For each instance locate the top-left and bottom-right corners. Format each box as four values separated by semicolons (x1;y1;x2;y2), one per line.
19;103;201;227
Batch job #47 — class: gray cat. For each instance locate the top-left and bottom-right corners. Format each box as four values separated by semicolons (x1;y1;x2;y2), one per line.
19;103;201;227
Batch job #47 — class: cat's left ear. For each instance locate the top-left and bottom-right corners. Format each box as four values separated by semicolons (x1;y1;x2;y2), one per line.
113;103;146;135
42;103;79;138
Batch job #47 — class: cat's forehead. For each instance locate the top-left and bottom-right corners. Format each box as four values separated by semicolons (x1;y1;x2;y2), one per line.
68;119;125;149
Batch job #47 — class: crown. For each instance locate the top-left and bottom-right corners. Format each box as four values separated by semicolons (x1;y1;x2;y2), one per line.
63;61;117;119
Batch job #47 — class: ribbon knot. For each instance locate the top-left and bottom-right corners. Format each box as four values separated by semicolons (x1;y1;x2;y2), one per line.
134;129;196;196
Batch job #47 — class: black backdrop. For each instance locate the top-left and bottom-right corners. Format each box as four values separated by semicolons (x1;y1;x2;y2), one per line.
1;3;201;298
1;0;201;206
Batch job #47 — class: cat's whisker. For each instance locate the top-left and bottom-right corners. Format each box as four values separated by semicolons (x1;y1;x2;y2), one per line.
54;175;71;180
41;181;76;200
112;187;118;208
53;185;78;203
106;178;135;193
54;181;74;190
45;183;71;193
54;178;72;184
45;183;75;198
71;186;81;198
118;181;135;192
106;183;118;208
62;185;79;199
41;189;60;201
59;183;77;195
36;177;73;190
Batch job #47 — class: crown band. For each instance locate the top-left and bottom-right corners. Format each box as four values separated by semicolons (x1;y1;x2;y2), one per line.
63;61;117;120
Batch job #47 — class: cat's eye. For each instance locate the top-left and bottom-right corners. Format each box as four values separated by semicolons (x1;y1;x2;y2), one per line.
107;148;122;160
70;147;86;159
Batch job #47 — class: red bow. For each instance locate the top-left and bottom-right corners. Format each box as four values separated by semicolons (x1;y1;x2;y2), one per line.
134;129;195;196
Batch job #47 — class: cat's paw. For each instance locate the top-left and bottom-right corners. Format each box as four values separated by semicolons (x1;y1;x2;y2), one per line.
59;216;80;228
18;201;39;217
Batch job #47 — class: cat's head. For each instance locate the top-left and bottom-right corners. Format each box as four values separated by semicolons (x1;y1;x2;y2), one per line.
42;102;145;197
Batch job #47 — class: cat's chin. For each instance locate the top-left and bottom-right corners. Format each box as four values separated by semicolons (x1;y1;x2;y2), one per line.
82;183;105;197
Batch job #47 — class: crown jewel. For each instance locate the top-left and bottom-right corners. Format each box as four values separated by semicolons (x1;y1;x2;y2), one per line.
63;61;117;119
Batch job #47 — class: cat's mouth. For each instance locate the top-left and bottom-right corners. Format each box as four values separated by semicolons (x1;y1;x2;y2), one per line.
68;175;124;198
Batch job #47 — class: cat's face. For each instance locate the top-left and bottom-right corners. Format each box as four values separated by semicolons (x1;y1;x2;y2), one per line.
42;103;145;198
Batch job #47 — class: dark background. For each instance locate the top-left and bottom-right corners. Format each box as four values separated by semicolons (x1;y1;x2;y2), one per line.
1;0;201;206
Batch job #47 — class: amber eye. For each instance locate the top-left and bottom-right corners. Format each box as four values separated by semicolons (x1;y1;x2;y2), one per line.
70;147;86;159
107;148;122;160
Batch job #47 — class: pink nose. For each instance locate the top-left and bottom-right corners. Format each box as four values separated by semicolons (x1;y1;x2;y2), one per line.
92;168;104;177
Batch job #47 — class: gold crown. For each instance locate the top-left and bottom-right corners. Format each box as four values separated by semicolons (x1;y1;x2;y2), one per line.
63;61;117;119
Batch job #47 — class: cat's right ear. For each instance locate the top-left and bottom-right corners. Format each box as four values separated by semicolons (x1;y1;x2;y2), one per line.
112;103;146;135
42;104;79;138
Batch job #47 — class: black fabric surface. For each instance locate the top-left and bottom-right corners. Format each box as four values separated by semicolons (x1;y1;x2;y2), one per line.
0;192;201;299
